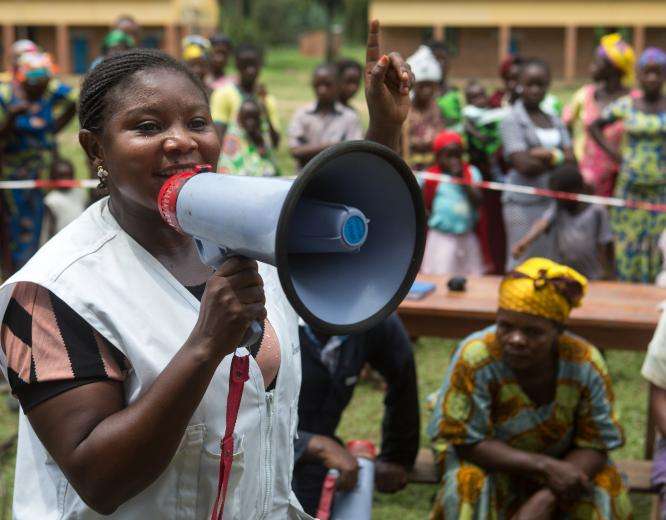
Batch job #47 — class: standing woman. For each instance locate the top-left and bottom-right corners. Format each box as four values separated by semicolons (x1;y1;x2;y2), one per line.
405;45;444;170
590;47;666;283
564;33;634;197
0;52;75;272
500;59;575;269
0;21;413;519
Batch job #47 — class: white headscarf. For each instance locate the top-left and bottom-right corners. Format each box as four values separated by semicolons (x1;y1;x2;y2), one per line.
407;45;442;83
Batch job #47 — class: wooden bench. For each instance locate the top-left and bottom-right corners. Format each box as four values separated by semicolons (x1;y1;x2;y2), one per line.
408;447;657;494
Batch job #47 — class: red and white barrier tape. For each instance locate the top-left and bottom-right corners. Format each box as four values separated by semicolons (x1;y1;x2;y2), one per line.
1;173;665;214
0;179;98;190
415;171;666;214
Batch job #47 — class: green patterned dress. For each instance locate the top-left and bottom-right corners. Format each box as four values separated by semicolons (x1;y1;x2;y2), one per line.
217;123;279;177
602;95;666;282
427;326;632;520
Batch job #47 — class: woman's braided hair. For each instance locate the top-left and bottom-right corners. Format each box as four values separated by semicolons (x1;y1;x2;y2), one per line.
79;48;209;133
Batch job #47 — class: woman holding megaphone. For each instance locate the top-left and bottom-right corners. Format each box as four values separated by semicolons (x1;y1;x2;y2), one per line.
0;21;414;520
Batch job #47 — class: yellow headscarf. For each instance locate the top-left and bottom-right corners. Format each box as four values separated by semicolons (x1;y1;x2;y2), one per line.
499;258;588;323
598;33;636;87
181;35;211;61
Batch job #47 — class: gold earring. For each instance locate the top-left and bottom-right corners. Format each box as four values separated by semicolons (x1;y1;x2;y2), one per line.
96;164;109;189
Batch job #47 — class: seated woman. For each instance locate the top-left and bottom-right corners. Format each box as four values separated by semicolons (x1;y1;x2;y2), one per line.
428;257;631;519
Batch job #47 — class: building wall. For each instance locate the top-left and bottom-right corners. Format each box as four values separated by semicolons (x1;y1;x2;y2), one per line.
371;0;666;28
449;27;499;79
511;27;565;78
646;27;666;51
380;26;427;59
0;0;218;28
575;28;599;79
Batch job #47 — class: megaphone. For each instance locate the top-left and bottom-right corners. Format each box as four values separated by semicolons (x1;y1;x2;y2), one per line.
158;140;425;334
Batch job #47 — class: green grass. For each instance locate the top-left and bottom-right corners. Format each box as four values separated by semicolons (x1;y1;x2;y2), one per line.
0;45;654;517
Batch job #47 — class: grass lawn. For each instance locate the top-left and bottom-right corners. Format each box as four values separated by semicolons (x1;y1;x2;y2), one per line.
0;45;655;518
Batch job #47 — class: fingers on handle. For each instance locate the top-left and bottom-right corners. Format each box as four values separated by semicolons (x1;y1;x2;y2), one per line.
215;257;259;277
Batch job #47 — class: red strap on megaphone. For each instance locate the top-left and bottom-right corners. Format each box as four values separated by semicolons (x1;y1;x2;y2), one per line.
210;353;249;520
316;470;339;520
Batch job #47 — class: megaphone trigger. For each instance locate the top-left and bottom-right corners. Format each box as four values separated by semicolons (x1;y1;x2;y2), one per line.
194;237;229;269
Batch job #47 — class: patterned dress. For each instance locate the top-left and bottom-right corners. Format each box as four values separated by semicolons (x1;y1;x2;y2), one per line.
0;80;75;270
218;123;279;177
602;95;666;283
563;85;625;197
427;326;632;520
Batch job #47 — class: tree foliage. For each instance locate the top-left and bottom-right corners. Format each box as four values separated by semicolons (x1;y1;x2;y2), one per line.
217;0;368;45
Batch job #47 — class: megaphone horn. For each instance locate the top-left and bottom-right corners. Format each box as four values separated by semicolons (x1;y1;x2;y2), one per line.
158;140;426;335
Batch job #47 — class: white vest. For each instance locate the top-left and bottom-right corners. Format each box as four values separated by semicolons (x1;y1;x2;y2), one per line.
0;199;313;520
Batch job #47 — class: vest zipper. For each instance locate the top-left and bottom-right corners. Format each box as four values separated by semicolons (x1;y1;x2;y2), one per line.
260;391;274;519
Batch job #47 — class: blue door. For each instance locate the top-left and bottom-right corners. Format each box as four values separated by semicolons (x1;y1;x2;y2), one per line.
71;36;89;74
141;35;160;49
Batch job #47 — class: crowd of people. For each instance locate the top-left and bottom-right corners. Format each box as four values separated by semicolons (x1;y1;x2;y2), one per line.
410;34;666;287
0;13;664;520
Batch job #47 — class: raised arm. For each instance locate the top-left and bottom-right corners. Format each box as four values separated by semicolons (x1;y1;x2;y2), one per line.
364;20;414;152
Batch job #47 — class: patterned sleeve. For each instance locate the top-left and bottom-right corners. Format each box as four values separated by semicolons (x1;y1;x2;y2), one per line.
51;80;77;103
601;97;628;122
573;346;625;451
432;339;493;445
1;282;129;412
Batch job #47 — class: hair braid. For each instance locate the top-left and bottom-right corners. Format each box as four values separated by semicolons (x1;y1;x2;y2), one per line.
79;48;208;133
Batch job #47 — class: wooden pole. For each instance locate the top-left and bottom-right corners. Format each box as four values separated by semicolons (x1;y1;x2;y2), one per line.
564;25;578;82
55;24;70;74
2;25;15;73
433;26;445;41
634;25;646;57
164;24;178;57
498;25;510;64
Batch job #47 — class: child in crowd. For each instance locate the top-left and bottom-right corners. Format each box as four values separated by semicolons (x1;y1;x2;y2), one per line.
405;45;444;170
210;43;281;149
463;80;510;274
181;35;211;89
420;131;484;275
219;98;279;177
42;158;87;241
288;63;363;169
209;33;235;89
512;165;614;280
463;80;508;178
337;59;363;109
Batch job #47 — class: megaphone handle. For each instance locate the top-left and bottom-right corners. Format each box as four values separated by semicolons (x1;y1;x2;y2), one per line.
194;238;263;349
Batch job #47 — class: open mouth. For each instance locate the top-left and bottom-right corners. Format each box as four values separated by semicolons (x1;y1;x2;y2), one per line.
154;164;198;178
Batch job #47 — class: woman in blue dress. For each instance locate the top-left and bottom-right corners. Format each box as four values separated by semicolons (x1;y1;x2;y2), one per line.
0;52;76;272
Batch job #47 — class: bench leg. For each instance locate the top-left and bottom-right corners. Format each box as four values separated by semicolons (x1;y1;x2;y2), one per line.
651;495;660;520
